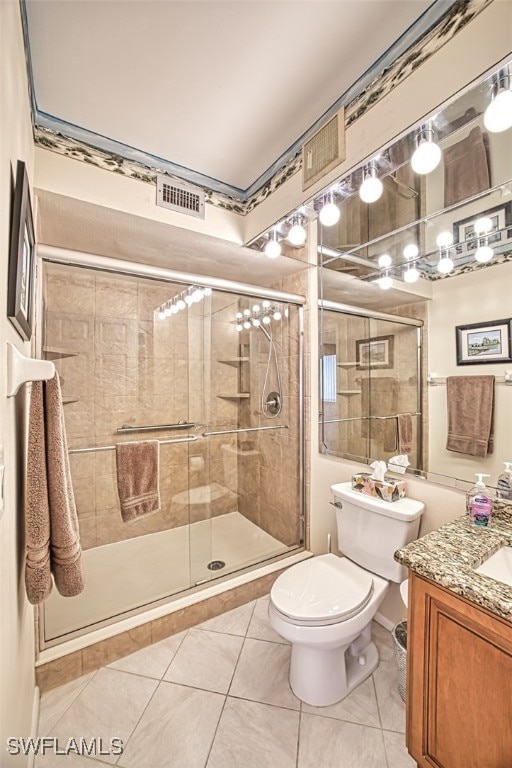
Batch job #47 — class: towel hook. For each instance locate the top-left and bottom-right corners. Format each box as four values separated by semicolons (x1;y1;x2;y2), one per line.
6;342;55;397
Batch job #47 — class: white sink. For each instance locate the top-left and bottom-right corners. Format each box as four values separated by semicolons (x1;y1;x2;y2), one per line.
475;547;512;588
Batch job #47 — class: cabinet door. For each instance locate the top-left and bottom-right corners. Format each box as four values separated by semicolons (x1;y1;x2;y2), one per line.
407;574;512;768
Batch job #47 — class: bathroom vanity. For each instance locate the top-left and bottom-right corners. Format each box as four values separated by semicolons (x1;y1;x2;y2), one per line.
395;501;512;768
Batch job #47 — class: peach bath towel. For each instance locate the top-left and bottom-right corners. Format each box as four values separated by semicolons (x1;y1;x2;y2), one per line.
25;374;85;605
446;375;495;457
116;441;161;522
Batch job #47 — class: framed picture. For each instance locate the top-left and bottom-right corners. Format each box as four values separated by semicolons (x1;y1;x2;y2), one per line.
8;160;35;340
453;201;512;253
456;318;512;365
356;334;394;369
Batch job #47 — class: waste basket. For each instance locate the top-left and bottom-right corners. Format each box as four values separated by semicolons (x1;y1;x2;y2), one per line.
392;620;407;702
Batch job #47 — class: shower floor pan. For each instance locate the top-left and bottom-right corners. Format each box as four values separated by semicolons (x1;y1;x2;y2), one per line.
44;511;287;642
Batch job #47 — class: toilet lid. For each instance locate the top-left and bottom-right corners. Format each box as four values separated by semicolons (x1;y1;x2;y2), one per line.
271;554;374;626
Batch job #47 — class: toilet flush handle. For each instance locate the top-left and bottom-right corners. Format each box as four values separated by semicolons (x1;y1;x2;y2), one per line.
330;501;343;509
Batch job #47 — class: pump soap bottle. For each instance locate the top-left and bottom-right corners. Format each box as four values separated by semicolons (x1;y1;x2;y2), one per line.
467;474;494;527
497;462;512;501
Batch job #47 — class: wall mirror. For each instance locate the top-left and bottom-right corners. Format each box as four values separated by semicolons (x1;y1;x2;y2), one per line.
319;57;512;489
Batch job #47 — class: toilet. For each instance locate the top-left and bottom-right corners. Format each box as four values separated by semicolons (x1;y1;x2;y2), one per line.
269;481;424;706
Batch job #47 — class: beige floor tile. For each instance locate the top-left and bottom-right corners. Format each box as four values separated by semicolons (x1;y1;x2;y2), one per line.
372;620;396;663
298;714;388;768
35;754;109;767
229;638;300;710
197;601;255;636
383;730;416;767
38;672;96;735
302;676;381;728
108;631;187;679
118;682;224;768
207;697;299;768
373;658;406;733
49;668;158;765
246;595;290;644
163;629;243;694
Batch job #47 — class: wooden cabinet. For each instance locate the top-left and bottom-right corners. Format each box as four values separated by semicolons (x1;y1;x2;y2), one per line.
407;572;512;768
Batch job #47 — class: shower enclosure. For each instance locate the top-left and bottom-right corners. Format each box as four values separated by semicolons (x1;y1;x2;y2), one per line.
39;255;304;647
319;301;423;468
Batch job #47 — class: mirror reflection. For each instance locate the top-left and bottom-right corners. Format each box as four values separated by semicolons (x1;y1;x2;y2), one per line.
319;59;512;487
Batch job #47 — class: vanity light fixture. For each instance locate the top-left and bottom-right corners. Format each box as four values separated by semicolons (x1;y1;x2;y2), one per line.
265;229;282;259
287;214;307;246
473;215;494;263
378;253;392;269
402;243;420;282
484;70;512;133
156;285;210;319
411;125;442;175
235;303;282;330
436;230;454;274
319;192;340;227
359;161;384;203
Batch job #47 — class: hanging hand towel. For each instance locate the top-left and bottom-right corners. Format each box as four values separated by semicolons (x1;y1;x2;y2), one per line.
25;374;85;605
398;414;413;454
446;375;495;457
116;441;161;522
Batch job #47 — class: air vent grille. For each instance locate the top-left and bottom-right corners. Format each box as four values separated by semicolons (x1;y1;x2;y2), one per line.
302;108;345;191
156;176;205;219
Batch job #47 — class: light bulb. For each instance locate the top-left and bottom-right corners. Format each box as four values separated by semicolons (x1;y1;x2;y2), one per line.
287;219;307;246
185;293;194;305
243;321;251;330
176;299;186;311
437;256;454;274
236;324;243;332
262;315;271;325
475;244;494;263
404;266;420;283
264;232;281;259
236;312;243;320
473;216;493;235
203;287;212;296
252;304;260;313
170;304;179;314
319;197;340;227
411;130;442;175
262;300;271;308
403;243;419;260
243;309;250;317
436;231;453;248
378;253;392;268
273;311;282;321
252;318;261;327
378;275;393;290
192;289;204;303
164;305;172;317
359;168;383;204
158;310;166;320
484;86;512;133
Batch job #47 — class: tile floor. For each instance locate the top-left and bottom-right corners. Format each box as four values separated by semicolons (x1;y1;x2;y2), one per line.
36;596;415;767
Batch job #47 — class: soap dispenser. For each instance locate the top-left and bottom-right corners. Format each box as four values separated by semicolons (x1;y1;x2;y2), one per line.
467;474;494;527
497;462;512;501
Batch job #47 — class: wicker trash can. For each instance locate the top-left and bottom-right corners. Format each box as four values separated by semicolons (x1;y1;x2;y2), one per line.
392;620;407;702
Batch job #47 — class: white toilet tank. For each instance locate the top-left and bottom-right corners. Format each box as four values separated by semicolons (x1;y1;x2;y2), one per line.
330;482;424;583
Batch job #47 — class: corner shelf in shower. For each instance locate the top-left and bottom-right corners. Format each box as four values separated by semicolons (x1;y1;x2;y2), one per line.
43;346;79;360
336;361;358;367
62;396;79;405
217;357;250;365
337;390;362;395
217;393;250;399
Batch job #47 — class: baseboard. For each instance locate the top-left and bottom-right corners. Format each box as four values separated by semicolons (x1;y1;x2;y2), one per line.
374;612;395;632
27;686;40;768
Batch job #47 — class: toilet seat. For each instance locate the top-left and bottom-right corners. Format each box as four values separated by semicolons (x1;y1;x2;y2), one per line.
270;554;374;627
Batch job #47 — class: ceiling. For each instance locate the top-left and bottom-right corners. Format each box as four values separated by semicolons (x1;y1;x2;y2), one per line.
24;0;440;197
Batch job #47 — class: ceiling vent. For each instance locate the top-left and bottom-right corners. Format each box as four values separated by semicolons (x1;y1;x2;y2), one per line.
156;176;205;219
302;108;346;191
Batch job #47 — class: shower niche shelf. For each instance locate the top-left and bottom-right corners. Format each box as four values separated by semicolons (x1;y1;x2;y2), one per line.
337;390;362;395
336;361;358;368
217;393;250;399
62;396;79;405
43;346;79;360
217;357;250;365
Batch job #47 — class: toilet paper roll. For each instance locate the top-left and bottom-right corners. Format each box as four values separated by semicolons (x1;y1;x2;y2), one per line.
189;455;205;471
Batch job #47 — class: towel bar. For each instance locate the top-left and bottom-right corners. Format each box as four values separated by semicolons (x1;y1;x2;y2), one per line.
427;371;512;386
68;435;199;454
6;342;55;397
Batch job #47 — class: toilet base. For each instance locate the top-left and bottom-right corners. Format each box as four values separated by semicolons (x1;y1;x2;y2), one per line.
289;638;379;707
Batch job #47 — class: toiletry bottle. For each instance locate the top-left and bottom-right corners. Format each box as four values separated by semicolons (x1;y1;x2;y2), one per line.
496;462;512;501
467;474;494;527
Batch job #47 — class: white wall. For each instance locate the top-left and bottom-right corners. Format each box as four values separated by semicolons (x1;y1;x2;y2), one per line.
0;1;37;764
428;261;512;483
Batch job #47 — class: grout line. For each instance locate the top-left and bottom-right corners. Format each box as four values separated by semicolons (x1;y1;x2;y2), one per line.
295;705;302;768
372;673;384;731
203;694;228;767
226;691;300;713
226;631;248;697
40;668;99;736
158;627;190;681
113;679;163;766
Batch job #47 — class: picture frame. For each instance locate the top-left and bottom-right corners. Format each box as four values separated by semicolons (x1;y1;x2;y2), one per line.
8;160;35;341
356;334;394;370
455;318;512;365
453;201;512;253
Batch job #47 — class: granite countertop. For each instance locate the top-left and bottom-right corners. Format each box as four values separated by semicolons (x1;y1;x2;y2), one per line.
394;500;512;622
